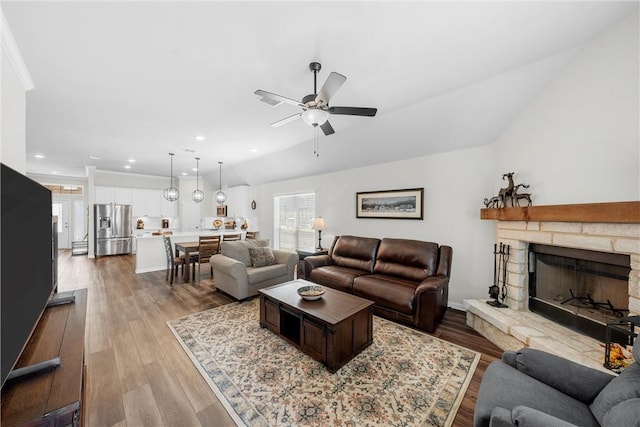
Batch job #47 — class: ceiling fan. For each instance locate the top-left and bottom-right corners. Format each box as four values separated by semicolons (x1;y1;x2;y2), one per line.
254;62;377;155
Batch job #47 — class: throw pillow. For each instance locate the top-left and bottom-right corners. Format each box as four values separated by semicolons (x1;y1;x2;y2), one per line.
249;247;277;268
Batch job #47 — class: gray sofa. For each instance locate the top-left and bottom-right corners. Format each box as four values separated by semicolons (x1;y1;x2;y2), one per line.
211;239;297;300
474;338;640;427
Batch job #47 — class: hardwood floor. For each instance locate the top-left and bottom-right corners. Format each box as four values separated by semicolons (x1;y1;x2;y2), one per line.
57;250;502;426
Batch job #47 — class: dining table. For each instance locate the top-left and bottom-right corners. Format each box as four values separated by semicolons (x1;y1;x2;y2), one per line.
174;241;199;282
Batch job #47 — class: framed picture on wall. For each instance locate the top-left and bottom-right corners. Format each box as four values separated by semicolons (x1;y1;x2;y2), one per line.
356;188;424;219
216;204;227;217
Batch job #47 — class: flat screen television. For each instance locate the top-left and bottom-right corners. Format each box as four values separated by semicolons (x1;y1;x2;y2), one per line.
1;163;54;388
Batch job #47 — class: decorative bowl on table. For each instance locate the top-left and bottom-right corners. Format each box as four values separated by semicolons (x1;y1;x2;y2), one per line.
297;285;325;301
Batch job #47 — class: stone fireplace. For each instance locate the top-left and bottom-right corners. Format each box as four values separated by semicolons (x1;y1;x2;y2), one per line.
465;201;640;370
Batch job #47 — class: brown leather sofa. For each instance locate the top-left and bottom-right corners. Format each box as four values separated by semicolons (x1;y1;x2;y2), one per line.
304;235;453;332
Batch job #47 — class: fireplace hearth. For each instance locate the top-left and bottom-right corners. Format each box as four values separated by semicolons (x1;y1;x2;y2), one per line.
528;243;631;341
466;201;639;370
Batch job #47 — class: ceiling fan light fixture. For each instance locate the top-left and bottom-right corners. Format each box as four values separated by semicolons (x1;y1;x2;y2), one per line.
302;108;329;127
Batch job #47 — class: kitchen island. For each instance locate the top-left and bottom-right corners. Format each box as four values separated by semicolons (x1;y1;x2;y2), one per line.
134;230;246;274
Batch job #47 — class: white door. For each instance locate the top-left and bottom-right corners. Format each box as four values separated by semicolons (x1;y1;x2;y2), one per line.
52;200;71;248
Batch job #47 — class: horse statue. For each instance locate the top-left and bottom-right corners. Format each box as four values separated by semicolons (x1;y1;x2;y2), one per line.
483;197;500;208
498;172;515;208
512;184;533;207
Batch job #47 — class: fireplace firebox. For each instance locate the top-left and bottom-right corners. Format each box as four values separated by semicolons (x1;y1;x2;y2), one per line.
529;243;631;342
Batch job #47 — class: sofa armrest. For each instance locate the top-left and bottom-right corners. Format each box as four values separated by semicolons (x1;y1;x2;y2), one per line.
413;275;449;332
211;254;248;282
273;250;298;277
304;254;332;277
510;348;615;403
489;406;580;427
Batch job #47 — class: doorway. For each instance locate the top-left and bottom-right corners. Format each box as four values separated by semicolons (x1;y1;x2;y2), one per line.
52;201;70;248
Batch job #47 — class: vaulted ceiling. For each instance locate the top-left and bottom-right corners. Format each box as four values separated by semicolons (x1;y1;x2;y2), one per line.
3;1;636;187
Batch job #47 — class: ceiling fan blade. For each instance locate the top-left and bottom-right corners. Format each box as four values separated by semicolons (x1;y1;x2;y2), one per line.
270;113;302;127
315;72;346;105
328;106;377;117
320;120;335;136
255;90;304;108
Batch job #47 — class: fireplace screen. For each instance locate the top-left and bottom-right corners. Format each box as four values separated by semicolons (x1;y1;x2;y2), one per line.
529;244;631;341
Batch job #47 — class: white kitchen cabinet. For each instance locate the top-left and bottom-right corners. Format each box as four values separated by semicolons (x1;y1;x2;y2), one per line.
94;186;113;204
226;185;250;218
160;196;177;217
113;187;132;205
131;188;164;217
181;199;201;232
95;186;132;205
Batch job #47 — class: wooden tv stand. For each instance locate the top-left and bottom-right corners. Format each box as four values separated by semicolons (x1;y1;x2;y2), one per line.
1;288;87;426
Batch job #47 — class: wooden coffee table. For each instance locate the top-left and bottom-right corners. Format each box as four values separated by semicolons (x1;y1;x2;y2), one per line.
258;279;374;373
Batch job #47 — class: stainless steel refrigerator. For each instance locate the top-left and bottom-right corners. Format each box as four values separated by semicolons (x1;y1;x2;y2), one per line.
94;204;132;256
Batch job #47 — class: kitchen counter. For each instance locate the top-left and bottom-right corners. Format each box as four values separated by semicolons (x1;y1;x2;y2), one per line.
134;230;246;274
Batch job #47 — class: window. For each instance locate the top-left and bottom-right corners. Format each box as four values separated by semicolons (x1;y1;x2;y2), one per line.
43;184;84;195
274;192;316;251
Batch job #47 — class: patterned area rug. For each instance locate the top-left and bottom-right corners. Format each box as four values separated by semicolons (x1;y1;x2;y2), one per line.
168;299;480;427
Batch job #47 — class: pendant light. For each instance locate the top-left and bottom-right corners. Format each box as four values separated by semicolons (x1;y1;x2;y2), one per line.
163;153;179;202
192;157;204;203
216;161;226;204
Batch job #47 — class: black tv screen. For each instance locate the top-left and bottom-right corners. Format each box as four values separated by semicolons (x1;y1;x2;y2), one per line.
1;163;54;387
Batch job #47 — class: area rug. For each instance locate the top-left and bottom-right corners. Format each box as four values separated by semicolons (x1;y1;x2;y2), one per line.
168;299;480;427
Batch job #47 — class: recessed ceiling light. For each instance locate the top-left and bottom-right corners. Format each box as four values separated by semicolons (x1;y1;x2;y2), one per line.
250;148;258;153
34;154;45;159
181;172;188;176
89;155;101;160
124;165;131;169
52;171;58;174
194;135;205;141
128;159;136;163
192;167;197;171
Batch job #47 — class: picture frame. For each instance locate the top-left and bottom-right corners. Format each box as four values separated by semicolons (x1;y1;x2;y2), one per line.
356;188;424;219
216;204;227;217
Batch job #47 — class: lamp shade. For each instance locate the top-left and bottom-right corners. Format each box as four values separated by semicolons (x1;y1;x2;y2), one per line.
311;217;326;231
302;109;329;127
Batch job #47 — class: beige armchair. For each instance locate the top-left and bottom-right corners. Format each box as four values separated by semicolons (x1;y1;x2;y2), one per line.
211;239;297;300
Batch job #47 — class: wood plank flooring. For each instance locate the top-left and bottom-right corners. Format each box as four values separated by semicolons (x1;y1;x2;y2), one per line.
56;250;503;426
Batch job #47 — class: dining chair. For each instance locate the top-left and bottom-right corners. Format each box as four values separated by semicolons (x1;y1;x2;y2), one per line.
163;236;188;286
223;233;241;241
195;235;221;279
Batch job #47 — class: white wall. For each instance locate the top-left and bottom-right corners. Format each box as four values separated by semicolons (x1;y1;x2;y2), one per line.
492;12;639;204
252;13;639;309
253;145;496;309
1;48;26;171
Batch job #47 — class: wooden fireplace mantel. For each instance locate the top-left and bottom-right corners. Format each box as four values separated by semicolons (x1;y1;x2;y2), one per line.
480;201;640;223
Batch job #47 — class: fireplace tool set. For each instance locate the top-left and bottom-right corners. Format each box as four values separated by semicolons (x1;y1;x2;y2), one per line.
488;243;510;307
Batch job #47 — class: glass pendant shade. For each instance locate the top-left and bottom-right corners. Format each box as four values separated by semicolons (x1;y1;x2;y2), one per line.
163;186;179;201
302;108;329;127
192;157;204;203
163;153;179;202
192;189;204;203
216;161;226;205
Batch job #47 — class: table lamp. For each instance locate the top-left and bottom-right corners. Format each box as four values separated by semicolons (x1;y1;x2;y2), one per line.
311;217;326;250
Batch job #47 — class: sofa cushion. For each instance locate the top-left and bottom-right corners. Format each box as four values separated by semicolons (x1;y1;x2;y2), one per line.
249;247;277;267
221;239;269;266
353;274;417;315
309;265;369;293
373;238;439;281
330;235;380;273
474;361;600;427
247;264;287;285
590;363;640;425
